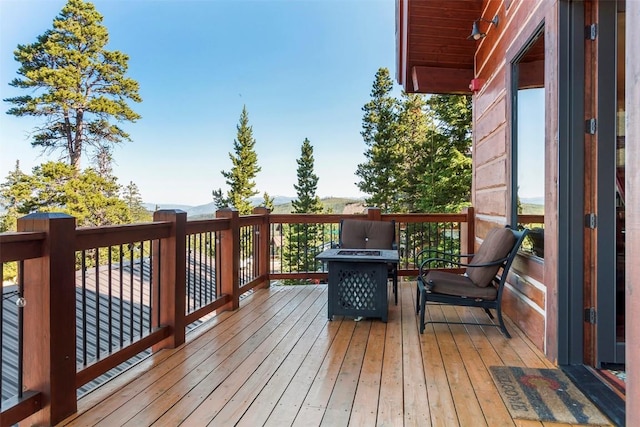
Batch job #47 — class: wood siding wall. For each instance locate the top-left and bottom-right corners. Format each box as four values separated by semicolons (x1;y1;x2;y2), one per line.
471;0;558;354
626;1;640;424
469;0;638;417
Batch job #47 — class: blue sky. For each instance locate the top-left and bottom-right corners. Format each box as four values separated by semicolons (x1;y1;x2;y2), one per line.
0;0;397;205
517;88;545;201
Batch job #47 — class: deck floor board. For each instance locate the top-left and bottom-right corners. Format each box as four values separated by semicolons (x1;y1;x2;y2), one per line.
61;283;611;427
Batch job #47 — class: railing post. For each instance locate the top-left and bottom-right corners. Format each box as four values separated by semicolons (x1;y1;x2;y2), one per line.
152;210;187;350
253;207;271;289
463;207;475;254
366;207;382;221
17;213;77;425
217;209;240;311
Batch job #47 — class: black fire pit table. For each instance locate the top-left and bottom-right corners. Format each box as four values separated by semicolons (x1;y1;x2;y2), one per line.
316;248;399;322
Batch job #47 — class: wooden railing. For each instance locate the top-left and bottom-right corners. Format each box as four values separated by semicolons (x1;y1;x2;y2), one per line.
517;214;544;258
0;206;473;425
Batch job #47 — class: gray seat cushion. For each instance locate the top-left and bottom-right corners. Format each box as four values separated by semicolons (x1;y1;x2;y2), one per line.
466;227;516;287
423;270;498;300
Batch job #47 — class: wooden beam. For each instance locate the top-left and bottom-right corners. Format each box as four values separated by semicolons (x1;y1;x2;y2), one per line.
18;213;77;426
0;232;45;262
0;391;42;427
217;209;240;311
411;66;473;94
152;210;187;351
518;59;545;89
252;207;271;290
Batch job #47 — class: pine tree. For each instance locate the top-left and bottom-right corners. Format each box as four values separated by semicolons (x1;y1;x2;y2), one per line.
4;0;141;170
415;95;472;213
355;68;401;212
283;138;324;280
212;106;261;215
0;161;30;233
291;138;323;215
261;192;274;211
396;92;430;212
0;161;25;281
0;161;131;228
122;181;151;223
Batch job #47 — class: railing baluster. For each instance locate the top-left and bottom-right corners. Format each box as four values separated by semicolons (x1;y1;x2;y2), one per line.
129;245;134;343
95;248;100;360
139;242;144;338
1;264;4;408
119;244;124;347
156;240;162;328
81;250;88;366
17;261;24;399
108;246;113;353
199;233;203;307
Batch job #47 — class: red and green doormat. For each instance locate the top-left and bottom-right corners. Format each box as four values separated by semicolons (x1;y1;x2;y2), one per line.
489;366;610;425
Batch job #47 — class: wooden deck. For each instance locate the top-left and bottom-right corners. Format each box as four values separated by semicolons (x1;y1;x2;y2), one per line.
59;283;607;427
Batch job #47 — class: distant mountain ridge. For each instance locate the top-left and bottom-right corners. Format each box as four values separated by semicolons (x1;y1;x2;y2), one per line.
144;196;365;217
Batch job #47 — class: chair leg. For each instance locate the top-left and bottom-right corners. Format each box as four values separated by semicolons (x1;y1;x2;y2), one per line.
416;279;427;333
496;306;511;339
393;274;398;305
419;289;427;334
484;308;494;319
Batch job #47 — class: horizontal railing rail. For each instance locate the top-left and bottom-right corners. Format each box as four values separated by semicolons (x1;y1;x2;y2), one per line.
269;208;475;281
517;214;544;257
0;206;474;425
1;231;46;425
0;232;46;263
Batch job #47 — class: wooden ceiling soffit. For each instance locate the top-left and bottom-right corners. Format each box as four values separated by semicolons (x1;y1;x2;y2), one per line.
398;0;481;94
412;66;473;95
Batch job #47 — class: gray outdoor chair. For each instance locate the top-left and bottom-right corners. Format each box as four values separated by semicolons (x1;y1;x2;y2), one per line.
415;225;529;338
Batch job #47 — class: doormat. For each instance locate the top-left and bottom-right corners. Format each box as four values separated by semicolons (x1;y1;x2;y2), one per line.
489;366;610;425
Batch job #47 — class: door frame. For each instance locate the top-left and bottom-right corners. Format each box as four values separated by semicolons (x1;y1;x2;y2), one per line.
558;0;625;367
557;0;586;366
595;0;625;365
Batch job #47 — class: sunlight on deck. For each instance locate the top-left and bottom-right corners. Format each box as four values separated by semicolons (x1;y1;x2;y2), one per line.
60;283;610;427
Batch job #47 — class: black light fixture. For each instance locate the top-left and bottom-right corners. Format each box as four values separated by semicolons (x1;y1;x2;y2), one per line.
467;15;499;40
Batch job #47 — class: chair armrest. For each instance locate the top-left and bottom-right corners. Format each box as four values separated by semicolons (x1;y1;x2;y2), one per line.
414;248;474;268
418;256;509;276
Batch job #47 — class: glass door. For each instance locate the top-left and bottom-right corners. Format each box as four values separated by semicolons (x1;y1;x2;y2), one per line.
596;0;625;366
613;0;625;354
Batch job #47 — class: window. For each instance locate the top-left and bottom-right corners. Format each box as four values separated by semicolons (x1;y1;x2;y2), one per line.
512;27;545;257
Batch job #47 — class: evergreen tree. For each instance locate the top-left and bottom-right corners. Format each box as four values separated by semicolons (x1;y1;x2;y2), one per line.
396;92;430;212
427;94;473;153
0;161;30;233
212;106;261;215
283;138;323;281
122;181;151;222
355;68;401;212
0;161;131;228
4;0;142;170
0;161;26;282
415;95;472;213
95;146;115;179
291;138;323;215
356;71;472;215
261;192;274;211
